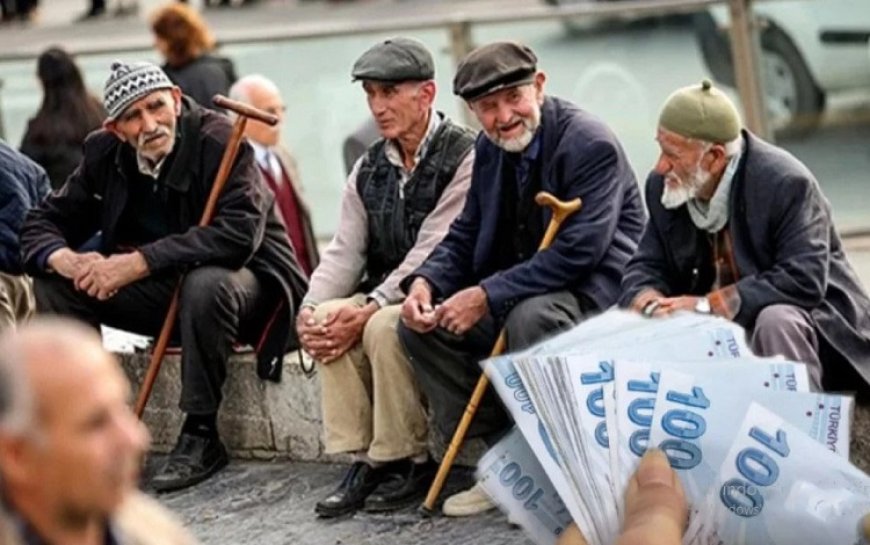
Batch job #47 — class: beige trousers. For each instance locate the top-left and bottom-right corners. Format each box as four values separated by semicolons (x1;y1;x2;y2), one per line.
315;294;428;461
0;273;34;333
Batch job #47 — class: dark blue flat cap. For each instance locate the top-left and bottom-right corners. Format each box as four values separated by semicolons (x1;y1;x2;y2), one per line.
453;41;538;101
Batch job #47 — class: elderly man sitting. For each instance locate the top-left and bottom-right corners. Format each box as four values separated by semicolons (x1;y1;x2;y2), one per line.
620;80;870;393
20;61;308;492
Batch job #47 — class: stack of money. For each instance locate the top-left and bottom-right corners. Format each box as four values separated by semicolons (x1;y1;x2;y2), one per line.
477;310;868;545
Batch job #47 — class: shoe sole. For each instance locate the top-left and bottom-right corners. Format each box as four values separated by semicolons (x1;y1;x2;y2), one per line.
314;501;363;518
150;455;229;494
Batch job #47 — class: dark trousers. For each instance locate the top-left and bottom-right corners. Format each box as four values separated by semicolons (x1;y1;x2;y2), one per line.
34;266;274;416
398;290;589;443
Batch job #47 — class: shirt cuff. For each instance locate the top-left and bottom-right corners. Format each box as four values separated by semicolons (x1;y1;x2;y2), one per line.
366;290;388;309
37;243;67;272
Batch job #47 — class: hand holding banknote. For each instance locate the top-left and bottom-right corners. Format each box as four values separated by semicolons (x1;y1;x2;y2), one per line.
557;449;687;545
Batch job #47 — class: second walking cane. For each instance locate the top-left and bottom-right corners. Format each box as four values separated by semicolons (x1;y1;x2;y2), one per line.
421;191;583;513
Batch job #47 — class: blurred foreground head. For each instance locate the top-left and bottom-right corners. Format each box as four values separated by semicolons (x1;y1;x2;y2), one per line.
0;318;149;529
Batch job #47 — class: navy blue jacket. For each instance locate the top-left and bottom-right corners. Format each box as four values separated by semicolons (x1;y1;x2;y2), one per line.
0;141;50;274
620;131;870;384
405;96;646;318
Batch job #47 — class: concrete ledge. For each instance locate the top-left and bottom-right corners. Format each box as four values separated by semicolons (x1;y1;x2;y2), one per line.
120;351;332;461
119;350;488;465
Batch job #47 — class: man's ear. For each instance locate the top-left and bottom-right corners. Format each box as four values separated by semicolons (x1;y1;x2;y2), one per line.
420;80;437;106
706;144;729;176
170;86;183;115
0;435;35;486
103;119;126;143
533;71;547;104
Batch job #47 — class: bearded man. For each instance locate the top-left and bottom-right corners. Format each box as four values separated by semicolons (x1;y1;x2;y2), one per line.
398;41;646;516
619;80;870;394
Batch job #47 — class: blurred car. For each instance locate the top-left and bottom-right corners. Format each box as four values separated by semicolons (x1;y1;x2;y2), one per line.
695;0;870;135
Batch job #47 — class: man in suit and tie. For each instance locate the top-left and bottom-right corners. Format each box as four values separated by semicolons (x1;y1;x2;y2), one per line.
229;75;319;276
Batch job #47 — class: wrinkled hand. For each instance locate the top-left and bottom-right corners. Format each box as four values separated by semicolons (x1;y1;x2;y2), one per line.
299;303;377;364
654;296;701;317
435;286;488;336
297;306;331;361
557;448;687;545
47;248;104;280
401;278;438;333
74;252;149;300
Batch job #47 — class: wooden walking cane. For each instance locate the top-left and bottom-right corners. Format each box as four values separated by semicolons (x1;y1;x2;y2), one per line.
420;191;582;513
133;95;279;418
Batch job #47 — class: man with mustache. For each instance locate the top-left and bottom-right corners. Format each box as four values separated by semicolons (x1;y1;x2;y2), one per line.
620;80;870;393
0;318;196;545
19;61;308;492
297;37;475;517
398;41;646;516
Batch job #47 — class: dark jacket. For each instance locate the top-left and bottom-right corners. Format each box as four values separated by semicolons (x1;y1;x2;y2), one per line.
0;140;50;274
406;96;646;318
21;99;308;380
620;131;870;384
163;54;237;112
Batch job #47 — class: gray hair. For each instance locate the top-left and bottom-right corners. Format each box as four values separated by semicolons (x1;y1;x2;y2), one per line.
0;318;104;436
695;135;742;158
227;74;281;119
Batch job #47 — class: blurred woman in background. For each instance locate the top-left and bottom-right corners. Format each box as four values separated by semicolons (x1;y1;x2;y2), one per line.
20;47;106;190
150;3;237;110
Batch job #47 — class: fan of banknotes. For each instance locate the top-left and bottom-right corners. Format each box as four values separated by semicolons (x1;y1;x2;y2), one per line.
477;310;869;545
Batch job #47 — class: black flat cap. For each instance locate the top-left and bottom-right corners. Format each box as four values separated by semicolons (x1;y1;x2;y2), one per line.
351;37;435;82
453;41;538;101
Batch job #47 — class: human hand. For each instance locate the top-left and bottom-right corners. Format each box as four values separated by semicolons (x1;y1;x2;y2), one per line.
557;448;687;545
74;252;149;300
401;277;438;333
47;248;104;280
312;303;377;364
654;296;701;317
435;286;488;336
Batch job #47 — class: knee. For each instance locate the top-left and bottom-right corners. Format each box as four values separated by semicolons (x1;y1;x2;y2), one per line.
504;295;554;335
362;305;401;350
180;266;235;316
32;276;73;311
754;304;810;335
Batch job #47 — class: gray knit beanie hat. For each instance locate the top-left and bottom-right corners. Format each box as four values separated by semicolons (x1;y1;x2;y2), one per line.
103;60;174;120
658;79;742;143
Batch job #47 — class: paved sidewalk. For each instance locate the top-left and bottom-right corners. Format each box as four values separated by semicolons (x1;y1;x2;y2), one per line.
153;459;532;545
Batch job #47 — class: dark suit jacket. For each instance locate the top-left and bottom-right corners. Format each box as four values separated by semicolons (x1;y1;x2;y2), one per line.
620;130;870;384
405;95;646;318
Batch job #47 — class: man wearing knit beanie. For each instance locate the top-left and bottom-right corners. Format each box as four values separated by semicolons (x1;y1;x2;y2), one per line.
19;60;309;493
620;80;870;395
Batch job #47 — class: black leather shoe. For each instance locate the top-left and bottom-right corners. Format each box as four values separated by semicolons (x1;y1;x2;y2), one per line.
149;433;228;493
364;458;438;513
315;461;392;518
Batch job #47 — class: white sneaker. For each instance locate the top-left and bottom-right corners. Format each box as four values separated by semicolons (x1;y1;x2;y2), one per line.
442;482;496;517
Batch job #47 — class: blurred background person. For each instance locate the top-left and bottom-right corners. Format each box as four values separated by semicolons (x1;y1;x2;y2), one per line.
77;0;137;21
0;141;49;333
150;2;237;110
229;74;319;277
20;47;106;191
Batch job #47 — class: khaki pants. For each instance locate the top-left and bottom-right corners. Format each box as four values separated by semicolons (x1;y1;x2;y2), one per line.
315;294;428;462
0;273;34;333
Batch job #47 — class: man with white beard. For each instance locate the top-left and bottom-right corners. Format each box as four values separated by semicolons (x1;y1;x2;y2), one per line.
620;80;870;394
398;41;646;516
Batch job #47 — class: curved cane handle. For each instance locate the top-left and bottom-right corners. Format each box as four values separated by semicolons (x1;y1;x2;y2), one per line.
534;191;583;250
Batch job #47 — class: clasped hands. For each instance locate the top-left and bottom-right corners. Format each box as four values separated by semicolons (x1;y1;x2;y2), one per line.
296;302;379;364
400;278;488;336
47;248;149;301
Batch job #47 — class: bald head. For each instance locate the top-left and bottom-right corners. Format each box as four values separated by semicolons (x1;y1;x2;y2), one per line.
0;319;109;435
229;74;285;147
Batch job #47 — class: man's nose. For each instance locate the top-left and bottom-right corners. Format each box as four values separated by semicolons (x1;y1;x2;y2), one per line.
141;112;158;133
654;154;671;176
496;103;514;126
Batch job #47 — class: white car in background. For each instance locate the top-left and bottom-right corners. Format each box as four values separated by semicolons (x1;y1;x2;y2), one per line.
696;0;870;135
